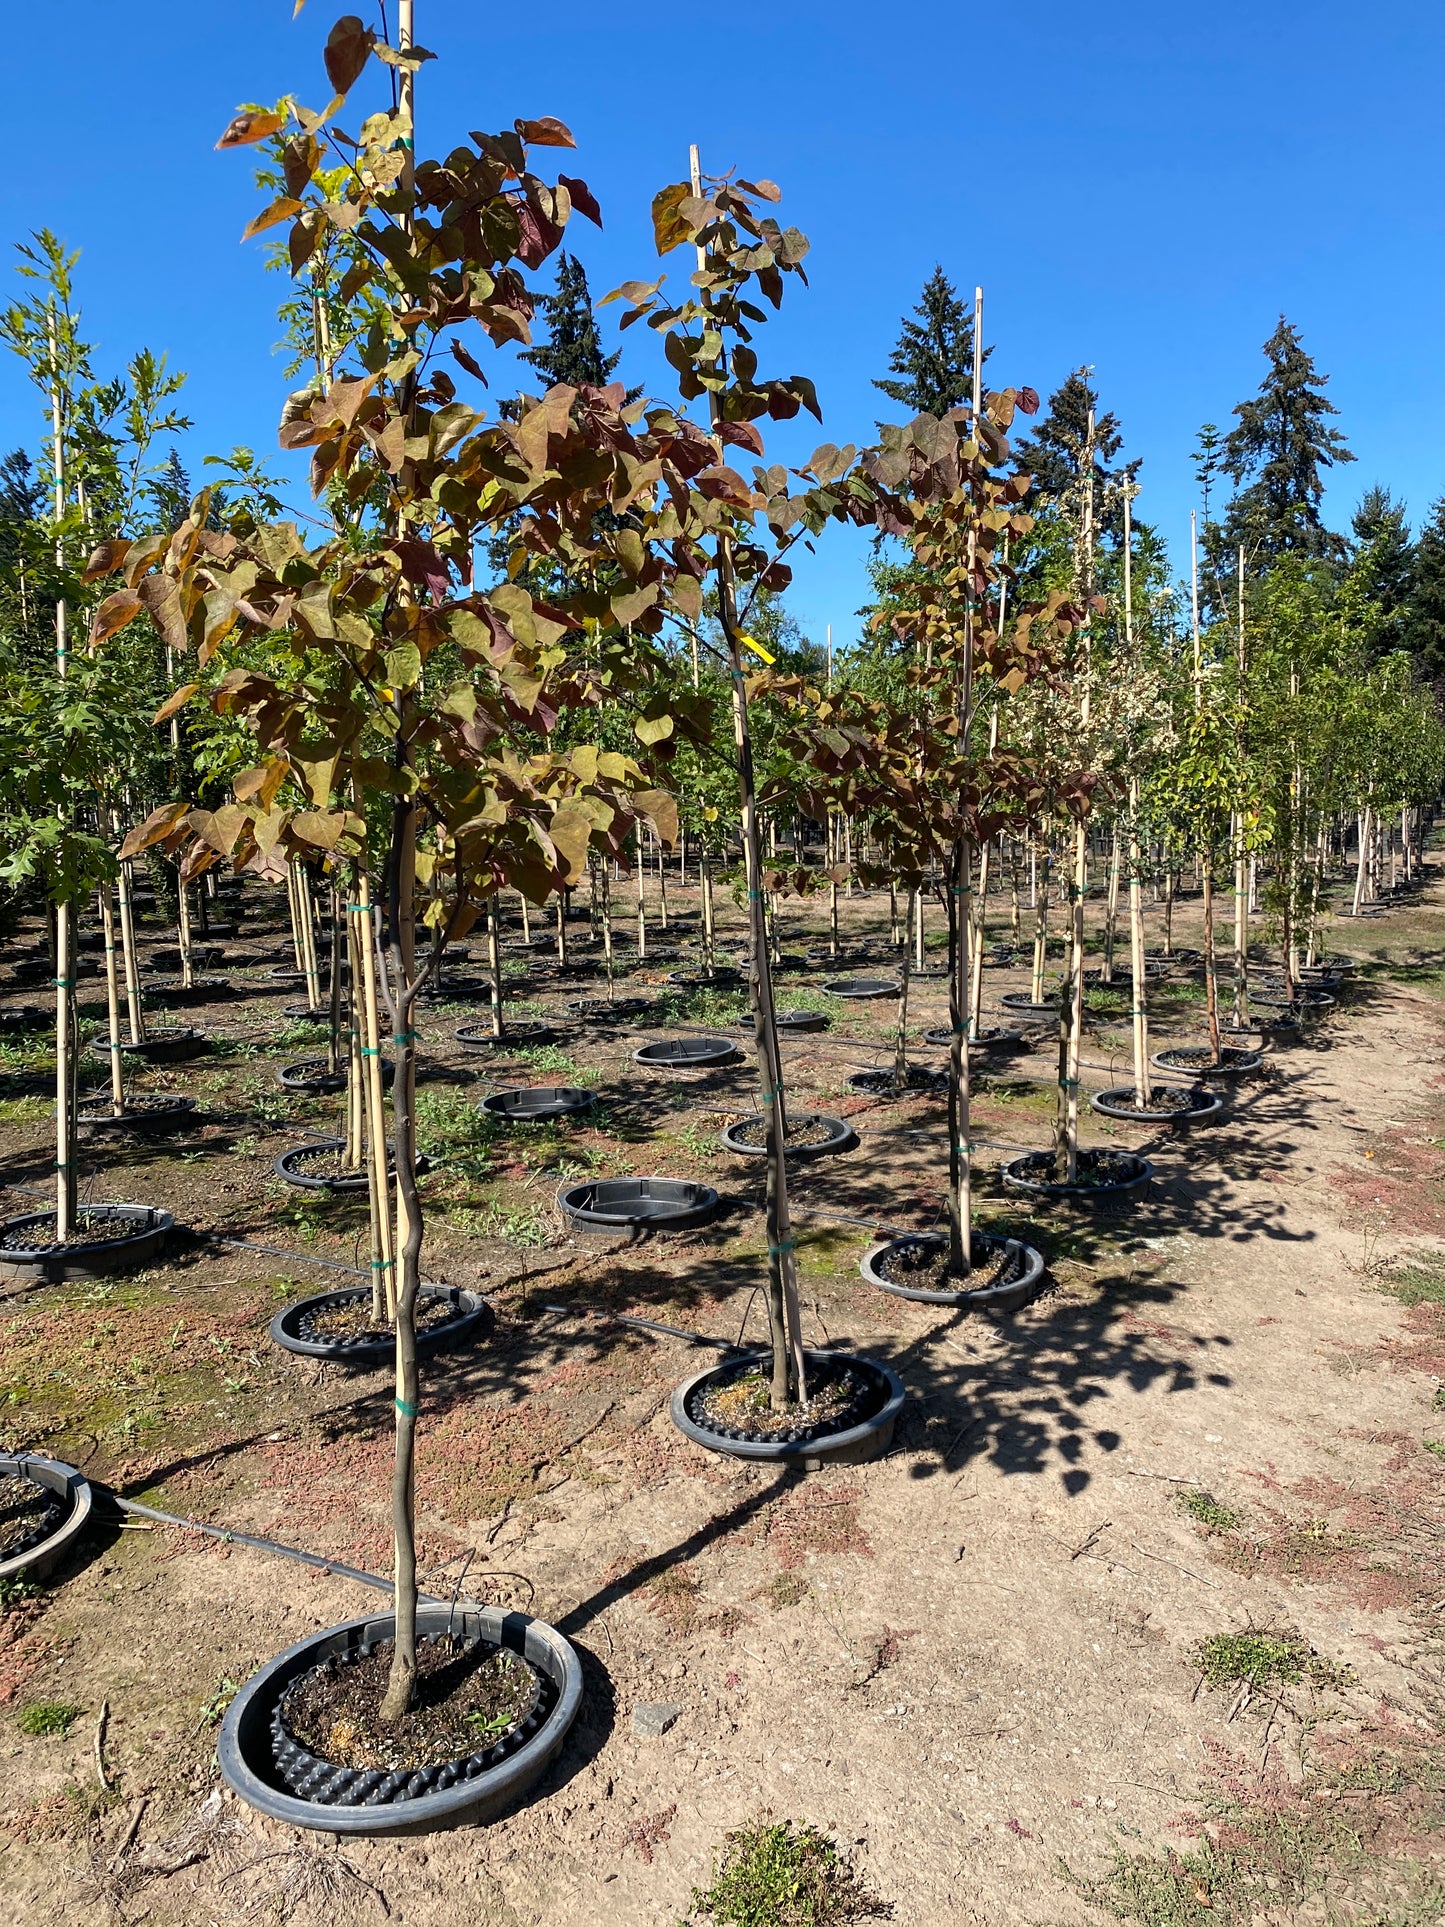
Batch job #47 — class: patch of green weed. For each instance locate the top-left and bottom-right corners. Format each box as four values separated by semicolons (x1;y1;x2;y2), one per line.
1175;1489;1243;1535
18;1701;82;1737
687;1819;890;1925
1193;1631;1354;1695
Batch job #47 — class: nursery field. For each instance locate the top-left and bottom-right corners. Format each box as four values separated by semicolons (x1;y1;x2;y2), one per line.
2;859;1444;1926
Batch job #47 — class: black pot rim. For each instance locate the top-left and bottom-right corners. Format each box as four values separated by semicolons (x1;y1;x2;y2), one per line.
455;1021;554;1049
735;1009;829;1033
269;1282;489;1361
719;1112;857;1159
823;977;900;999
670;1349;905;1464
1150;1046;1263;1078
632;1035;740;1069
217;1604;582;1834
861;1229;1046;1309
276;1058;348;1094
1090;1083;1224;1124
1001;1149;1154;1200
0;1204;174;1279
478;1085;596;1123
555;1174;720;1230
0;1454;92;1582
77;1094;199;1131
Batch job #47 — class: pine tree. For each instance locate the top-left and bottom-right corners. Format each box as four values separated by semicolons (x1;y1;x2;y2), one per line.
1401;498;1445;684
1220;316;1353;561
873;266;980;419
519;253;620;390
1012;368;1138;542
1348;487;1414;659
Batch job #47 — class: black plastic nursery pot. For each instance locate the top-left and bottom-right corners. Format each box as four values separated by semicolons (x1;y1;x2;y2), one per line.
479;1086;596;1124
665;966;742;988
670;1349;905;1469
556;1175;720;1232
0;1455;93;1584
146;975;242;1006
1250;989;1335;1015
633;1035;740;1070
274;1139;429;1194
805;947;871;970
1151;1045;1263;1079
823;976;899;1001
217;1603;583;1835
455;1020;555;1050
145;944;225;973
276;1058;347;1096
1090;1083;1223;1125
719;1112;857;1160
736;1008;830;1036
999;992;1059;1016
923;1025;1026;1053
1145;947;1201;966
270;1282;488;1361
860;1229;1045;1312
78;1094;198;1134
0;1005;52;1032
92;1027;208;1066
0;1204;174;1285
1000;1147;1154;1203
563;997;655;1024
846;1065;948;1096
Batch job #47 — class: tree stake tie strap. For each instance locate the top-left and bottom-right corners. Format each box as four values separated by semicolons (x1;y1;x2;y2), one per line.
392;1031;418;1046
53;977;74;990
768;1239;796;1257
396;1397;419;1418
761;1082;785;1105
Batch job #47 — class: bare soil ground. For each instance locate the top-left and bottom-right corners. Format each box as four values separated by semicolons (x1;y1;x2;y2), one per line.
1;853;1443;1925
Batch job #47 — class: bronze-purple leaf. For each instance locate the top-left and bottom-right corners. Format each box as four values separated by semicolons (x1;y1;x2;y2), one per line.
215;108;286;150
558;174;602;228
515;116;576;148
324;16;372;96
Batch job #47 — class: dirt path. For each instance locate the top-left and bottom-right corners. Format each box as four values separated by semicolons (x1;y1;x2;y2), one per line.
2;863;1443;1924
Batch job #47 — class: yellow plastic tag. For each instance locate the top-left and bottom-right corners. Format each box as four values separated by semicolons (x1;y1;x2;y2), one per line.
739;632;775;665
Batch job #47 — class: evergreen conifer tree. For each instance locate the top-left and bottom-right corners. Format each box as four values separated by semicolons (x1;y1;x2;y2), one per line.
1012;367;1138;541
1401;497;1445;684
1349;487;1414;659
1220;316;1353;561
519;252;620;390
148;447;192;530
873;266;980;418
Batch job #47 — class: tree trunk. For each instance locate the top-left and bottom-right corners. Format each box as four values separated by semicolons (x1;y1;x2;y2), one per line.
99;883;124;1117
1203;856;1221;1065
946;839;974;1274
1127;782;1151;1107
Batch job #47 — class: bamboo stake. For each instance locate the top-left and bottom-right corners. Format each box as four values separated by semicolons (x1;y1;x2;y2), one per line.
99;883;124;1116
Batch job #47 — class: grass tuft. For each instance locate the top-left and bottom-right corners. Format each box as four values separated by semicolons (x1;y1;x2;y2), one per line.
1193;1630;1354;1695
1174;1488;1243;1535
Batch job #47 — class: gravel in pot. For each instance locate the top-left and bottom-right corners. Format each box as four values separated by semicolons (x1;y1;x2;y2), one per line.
861;1229;1045;1311
0;1204;174;1284
1090;1083;1223;1124
556;1175;719;1231
1151;1045;1263;1078
823;976;899;1000
218;1603;582;1832
455;1020;555;1050
479;1086;596;1123
719;1112;856;1159
270;1282;488;1360
0;1456;93;1584
670;1349;904;1467
633;1035;740;1069
846;1064;948;1096
1000;1146;1153;1201
78;1093;198;1134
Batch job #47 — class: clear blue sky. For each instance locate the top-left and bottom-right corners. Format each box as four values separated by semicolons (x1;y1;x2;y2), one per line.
3;0;1441;643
